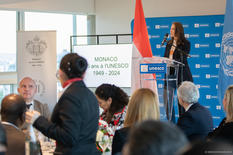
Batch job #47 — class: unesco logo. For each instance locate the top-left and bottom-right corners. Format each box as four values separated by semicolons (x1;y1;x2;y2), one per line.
195;64;210;68
195;64;200;68
26;35;47;56
205;54;210;58
154;25;169;29
205;33;220;38
221;32;233;76
140;65;148;72
183;24;189;28
192;75;200;78
185;34;199;38
158;84;163;88
194;23;209;28
215;43;221;48
185;34;190;38
215;22;223;27
196;84;210;89
216;105;221;110
205;74;218;79
150;35;160;38
205;33;210;37
205;54;220;58
156;44;161;49
195;44;209;48
215;23;221;27
155;25;160;29
194;24;200;28
195;44;200;48
206;95;217;99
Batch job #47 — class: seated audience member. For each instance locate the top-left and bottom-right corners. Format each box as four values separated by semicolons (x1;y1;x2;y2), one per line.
123;120;188;155
95;84;129;132
181;140;233;155
112;88;160;155
1;94;27;155
18;77;50;119
207;85;233;144
0;123;7;155
177;81;213;142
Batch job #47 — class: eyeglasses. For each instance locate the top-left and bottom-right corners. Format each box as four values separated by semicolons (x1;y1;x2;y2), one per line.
56;70;60;79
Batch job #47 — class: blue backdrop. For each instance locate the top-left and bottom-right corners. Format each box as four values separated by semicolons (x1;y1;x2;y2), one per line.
131;15;225;127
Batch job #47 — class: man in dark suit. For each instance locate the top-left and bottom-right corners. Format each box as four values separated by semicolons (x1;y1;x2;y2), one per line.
177;81;213;142
1;94;27;155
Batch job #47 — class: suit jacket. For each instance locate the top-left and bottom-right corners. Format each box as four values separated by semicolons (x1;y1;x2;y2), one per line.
33;80;100;155
207;118;233;144
164;39;193;85
34;100;50;119
21;100;50;132
3;124;25;155
177;103;213;141
112;127;130;155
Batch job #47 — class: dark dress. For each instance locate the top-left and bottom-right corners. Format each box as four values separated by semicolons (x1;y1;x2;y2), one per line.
207;118;233;144
164;39;193;85
177;103;213;142
164;39;193;120
33;80;100;155
112;127;130;155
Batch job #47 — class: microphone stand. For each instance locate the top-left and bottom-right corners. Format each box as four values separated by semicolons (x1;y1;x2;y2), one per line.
171;44;189;116
163;40;189;116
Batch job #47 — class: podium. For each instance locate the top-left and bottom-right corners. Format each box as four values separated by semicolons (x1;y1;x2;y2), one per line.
139;56;184;121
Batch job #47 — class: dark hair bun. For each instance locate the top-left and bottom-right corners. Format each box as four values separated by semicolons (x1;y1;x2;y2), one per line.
60;53;88;79
72;57;87;77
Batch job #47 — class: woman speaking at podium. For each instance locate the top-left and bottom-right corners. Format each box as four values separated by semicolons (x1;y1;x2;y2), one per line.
163;22;193;122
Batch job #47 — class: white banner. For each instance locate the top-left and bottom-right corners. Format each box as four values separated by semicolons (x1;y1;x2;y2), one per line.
74;44;132;87
17;31;57;112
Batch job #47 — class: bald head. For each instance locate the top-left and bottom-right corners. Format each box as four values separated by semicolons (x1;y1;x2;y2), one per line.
18;77;37;103
1;94;27;126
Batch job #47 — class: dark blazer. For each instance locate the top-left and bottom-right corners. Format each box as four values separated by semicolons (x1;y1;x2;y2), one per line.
207;118;233;144
112;127;130;155
33;80;100;155
177;103;213;141
164;39;193;85
3;124;25;155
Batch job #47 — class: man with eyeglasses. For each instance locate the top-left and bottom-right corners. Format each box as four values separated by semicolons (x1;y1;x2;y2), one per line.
18;77;50;120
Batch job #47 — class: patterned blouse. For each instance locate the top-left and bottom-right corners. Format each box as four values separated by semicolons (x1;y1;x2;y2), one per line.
99;106;127;134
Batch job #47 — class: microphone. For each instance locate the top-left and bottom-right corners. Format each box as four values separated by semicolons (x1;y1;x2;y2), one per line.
161;33;169;46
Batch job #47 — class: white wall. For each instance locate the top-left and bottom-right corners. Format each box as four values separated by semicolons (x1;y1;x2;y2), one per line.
0;0;226;33
0;0;95;14
95;0;226;34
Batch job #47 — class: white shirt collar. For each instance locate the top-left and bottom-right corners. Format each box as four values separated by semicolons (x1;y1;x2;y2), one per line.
185;103;194;112
1;121;20;130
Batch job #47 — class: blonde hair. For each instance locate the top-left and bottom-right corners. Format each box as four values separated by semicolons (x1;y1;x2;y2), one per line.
124;88;160;127
224;85;233;123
